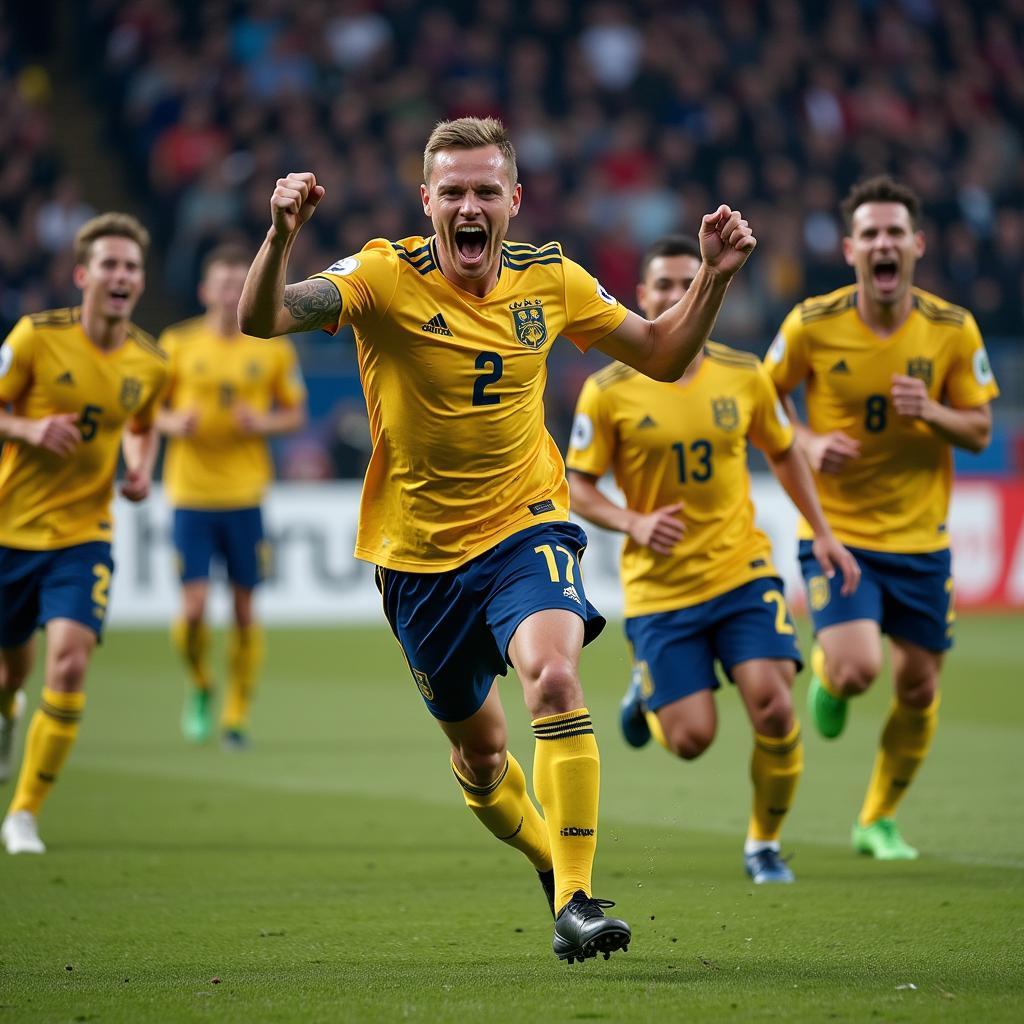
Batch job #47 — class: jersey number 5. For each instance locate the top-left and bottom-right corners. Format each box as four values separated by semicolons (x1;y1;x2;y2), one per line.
80;404;104;442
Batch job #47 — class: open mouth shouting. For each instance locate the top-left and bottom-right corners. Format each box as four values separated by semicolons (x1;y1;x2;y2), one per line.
871;258;901;295
454;223;488;269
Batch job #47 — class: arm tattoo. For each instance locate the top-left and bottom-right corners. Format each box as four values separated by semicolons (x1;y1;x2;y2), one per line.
283;279;342;330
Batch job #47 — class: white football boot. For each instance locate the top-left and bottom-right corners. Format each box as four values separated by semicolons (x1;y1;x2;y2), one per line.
2;810;46;854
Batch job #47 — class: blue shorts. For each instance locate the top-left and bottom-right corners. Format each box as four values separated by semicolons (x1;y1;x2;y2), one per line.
0;542;115;647
173;507;267;588
376;522;605;722
624;577;803;712
799;540;954;652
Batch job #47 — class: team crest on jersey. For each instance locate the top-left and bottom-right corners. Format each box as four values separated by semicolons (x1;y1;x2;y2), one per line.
119;377;142;410
711;396;739;431
509;298;548;349
412;668;434;701
906;357;933;387
809;575;831;612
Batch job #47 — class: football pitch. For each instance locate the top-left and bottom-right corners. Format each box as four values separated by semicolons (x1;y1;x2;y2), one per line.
1;615;1021;1022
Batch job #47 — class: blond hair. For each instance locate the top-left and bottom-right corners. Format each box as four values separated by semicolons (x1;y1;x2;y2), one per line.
423;117;518;186
73;212;151;266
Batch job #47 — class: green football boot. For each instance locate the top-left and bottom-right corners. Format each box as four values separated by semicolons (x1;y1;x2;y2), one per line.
807;645;848;739
181;689;213;744
852;818;919;860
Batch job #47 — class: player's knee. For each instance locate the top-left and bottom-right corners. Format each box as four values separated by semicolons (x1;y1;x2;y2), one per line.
528;656;581;712
897;675;939;709
751;690;794;737
665;724;714;760
50;647;89;691
830;655;880;695
454;744;507;786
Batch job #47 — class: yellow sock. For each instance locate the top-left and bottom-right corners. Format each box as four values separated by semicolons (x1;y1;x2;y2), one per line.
221;625;265;730
748;722;804;842
811;644;842;698
645;709;670;751
859;697;939;826
9;688;85;816
532;708;600;911
171;618;212;691
452;752;552;872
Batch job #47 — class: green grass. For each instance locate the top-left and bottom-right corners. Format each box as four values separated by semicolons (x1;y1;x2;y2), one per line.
1;615;1022;1022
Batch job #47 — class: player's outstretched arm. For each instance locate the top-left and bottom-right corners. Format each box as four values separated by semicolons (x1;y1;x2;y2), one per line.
568;470;685;556
238;172;338;338
594;206;756;381
765;443;860;596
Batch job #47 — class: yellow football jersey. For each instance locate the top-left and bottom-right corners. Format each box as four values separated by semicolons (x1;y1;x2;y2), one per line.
314;236;628;571
158;319;306;509
767;285;999;552
0;307;168;550
566;343;795;616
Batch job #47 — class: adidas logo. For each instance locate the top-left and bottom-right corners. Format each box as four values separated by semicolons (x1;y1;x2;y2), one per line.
56;371;75;385
421;313;453;336
637;414;657;429
562;585;581;606
829;359;850;374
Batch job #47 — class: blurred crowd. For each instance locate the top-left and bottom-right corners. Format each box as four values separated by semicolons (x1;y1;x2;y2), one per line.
2;0;1022;473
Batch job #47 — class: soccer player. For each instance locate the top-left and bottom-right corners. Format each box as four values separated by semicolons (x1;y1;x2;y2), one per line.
566;235;859;884
238;117;755;963
0;213;167;854
767;176;999;860
157;244;307;749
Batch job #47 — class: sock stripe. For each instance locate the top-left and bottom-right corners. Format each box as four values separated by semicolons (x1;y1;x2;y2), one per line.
533;725;595;740
40;701;83;724
532;714;593;739
754;728;802;756
451;757;510;797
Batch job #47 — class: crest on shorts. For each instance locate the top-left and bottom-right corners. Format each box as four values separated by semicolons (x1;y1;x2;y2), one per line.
711;396;739;431
412;668;434;701
509;299;548;349
809;575;831;612
119;376;142;411
906;357;933;387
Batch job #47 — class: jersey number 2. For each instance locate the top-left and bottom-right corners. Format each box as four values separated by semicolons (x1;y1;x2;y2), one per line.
473;352;503;406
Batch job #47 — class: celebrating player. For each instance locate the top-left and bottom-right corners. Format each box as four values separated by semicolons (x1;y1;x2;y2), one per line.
567;235;859;884
767;176;999;860
238;117;755;962
0;213;167;854
157;244;307;749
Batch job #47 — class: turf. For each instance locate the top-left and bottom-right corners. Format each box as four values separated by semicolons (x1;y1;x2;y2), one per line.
1;615;1021;1022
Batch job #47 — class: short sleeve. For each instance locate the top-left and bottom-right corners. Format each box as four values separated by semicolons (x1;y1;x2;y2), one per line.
155;329;178;405
747;361;795;456
271;339;307;407
565;375;617;478
0;317;37;404
764;305;811;395
561;257;629;352
943;313;1000;408
311;239;401;335
128;361;170;432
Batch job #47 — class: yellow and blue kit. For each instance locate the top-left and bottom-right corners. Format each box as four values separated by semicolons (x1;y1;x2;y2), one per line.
315;236;626;714
0;307;167;642
768;285;1000;650
567;344;802;703
158;320;305;586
